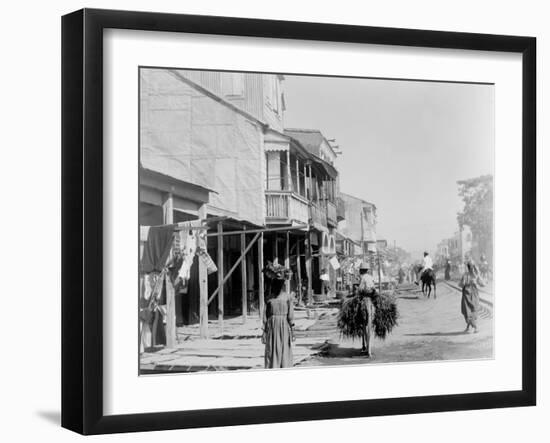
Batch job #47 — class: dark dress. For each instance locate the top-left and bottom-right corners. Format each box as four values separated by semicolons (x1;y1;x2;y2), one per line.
460;272;483;328
445;261;451;280
263;293;294;368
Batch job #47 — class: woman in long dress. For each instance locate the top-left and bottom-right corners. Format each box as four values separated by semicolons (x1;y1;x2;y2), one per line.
262;262;295;368
460;260;484;333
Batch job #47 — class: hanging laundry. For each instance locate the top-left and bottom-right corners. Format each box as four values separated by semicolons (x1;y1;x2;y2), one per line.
142;274;152;300
141;225;175;273
197;230;207;251
176;229;196;282
198;249;218;274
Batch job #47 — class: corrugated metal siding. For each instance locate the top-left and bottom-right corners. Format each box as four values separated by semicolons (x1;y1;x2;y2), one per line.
244;73;264;122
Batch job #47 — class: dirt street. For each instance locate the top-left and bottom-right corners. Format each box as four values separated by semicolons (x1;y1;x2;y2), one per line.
298;282;494;366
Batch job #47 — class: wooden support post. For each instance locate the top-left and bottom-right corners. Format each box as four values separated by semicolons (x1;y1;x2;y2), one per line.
378;250;382;294
303;163;307;199
305;231;313;305
217;222;224;334
285;230;290;294
360;210;366;262
198;205;208;339
165;272;176;348
286;150;292;191
296;158;300;195
241;231;247;324
308;164;312;201
316;179;320;205
296;236;302;304
162;192;176;348
199;258;208;338
162;192;173;225
274;232;278;263
258;232;265;318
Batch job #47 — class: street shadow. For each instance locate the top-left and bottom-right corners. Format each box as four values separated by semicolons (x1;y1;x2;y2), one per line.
36;410;60;426
321;343;371;359
398;296;420;300
404;331;466;337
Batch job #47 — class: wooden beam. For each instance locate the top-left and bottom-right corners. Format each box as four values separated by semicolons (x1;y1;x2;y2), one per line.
208;232;261;305
258;232;265;318
165;272;177;348
217;222;224;333
198;205;208;339
206;224;307;237
241;231;247;324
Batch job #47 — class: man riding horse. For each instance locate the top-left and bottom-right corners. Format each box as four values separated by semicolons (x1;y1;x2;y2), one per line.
415;251;436;298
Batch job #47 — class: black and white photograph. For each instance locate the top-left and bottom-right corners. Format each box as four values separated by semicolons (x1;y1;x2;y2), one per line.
138;68;495;374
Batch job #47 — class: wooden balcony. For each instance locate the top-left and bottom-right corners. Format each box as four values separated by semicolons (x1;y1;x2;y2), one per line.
326;200;337;227
336;197;346;221
309;202;327;230
265;191;309;225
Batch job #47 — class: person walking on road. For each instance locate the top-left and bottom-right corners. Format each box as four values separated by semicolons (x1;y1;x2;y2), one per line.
444;258;452;280
320;268;331;296
459;259;485;333
262;261;295;368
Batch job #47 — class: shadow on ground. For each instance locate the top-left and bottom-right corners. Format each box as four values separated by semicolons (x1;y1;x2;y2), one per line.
404;331;467;337
36;410;60;426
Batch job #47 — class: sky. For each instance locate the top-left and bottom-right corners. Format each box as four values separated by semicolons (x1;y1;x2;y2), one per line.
282;75;494;256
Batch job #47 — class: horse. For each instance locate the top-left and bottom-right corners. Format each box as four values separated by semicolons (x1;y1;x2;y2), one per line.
415;264;437;299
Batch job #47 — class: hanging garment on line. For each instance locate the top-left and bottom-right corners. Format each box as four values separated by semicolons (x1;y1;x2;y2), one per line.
175;229;198;284
197;249;218;274
141;225;175;273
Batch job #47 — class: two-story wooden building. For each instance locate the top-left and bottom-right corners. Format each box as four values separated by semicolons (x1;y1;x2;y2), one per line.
140;68;376;344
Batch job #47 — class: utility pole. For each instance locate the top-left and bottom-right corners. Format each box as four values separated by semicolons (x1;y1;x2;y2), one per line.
377;248;382;294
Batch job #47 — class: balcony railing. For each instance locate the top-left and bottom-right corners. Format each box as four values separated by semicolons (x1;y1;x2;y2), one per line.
265;191;309;225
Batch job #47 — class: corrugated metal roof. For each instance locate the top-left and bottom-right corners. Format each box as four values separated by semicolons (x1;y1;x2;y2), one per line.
284;128;326;157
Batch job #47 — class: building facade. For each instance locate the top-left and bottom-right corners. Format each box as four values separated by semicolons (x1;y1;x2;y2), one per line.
139;67;378;341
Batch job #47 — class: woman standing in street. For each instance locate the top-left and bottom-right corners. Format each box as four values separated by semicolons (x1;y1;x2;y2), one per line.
262;261;295;368
460;259;485;333
444;258;452;280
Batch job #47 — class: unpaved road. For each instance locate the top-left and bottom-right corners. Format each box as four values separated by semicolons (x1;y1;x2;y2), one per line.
298;282;493;366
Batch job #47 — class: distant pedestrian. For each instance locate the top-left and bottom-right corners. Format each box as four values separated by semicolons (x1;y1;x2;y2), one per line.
320;268;331;296
262;261;295;368
459;260;485;333
445;259;452;280
397;267;405;284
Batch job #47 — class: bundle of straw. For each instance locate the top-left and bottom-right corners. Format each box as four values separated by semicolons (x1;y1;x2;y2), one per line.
337;294;370;339
372;292;398;339
337;291;398;340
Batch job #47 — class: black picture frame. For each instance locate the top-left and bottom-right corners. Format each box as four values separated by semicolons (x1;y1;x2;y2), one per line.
61;8;536;435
